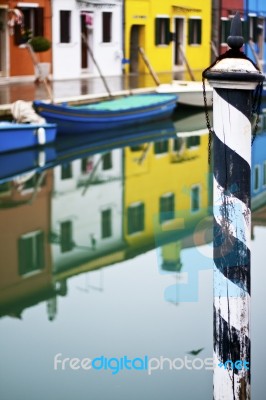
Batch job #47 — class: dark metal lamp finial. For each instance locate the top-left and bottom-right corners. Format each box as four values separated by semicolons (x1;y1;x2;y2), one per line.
227;12;244;50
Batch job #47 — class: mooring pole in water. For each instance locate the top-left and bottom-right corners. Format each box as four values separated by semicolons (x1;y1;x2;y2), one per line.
203;13;264;399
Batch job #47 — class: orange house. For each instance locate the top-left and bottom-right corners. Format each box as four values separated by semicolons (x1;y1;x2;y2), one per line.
0;0;52;78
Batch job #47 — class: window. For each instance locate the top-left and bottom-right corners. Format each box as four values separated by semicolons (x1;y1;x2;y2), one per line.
61;163;72;180
188;18;202;45
18;231;45;275
102;12;112;43
60;10;71;43
254;165;260;191
101;209;112;238
14;7;44;45
155;17;171;45
127;203;145;234
60;221;73;253
263;162;266;187
187;136;200;148
160;193;175;223
81;157;93;174
191;186;200;212
220;18;231;44
102;152;112;170
154;140;169;154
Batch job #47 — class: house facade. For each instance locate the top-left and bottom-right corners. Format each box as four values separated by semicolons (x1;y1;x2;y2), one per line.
0;0;52;78
51;0;123;80
125;0;212;81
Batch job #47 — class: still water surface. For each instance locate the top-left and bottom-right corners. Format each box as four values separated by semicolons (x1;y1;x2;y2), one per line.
0;108;266;399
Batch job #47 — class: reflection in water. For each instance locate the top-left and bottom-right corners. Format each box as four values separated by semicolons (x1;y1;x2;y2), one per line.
0;109;266;399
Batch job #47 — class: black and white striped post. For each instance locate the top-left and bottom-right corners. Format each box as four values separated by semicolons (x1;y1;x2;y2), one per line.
203;13;264;400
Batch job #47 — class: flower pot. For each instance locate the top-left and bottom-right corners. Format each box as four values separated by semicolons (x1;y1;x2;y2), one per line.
34;62;51;81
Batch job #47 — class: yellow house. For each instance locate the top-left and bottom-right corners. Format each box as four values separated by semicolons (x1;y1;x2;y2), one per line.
124;0;212;80
124;130;210;252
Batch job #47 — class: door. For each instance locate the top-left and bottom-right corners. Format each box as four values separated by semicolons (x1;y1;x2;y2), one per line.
129;25;140;73
174;18;184;67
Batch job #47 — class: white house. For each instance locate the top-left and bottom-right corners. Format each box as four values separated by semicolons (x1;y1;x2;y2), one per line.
50;148;124;273
52;0;123;80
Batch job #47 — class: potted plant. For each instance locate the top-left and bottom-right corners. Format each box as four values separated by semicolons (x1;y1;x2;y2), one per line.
28;36;51;81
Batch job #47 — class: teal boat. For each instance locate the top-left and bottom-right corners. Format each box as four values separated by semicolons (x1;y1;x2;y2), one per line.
33;93;178;134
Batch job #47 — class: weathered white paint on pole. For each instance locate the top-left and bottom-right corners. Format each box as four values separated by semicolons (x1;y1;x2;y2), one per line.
203;13;264;400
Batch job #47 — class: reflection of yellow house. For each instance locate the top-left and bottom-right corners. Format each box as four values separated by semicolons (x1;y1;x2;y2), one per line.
125;0;211;80
124;132;209;251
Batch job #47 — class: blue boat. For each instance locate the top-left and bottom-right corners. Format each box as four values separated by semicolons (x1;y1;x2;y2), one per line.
0;121;57;153
0;146;57;184
33;93;178;134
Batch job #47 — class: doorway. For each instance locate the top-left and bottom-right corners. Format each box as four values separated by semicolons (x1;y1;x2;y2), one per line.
129;25;143;74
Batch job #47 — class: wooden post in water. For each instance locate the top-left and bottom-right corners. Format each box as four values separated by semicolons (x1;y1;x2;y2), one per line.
203;13;264;399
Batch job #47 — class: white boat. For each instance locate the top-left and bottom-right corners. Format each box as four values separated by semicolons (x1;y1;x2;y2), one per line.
156;80;213;108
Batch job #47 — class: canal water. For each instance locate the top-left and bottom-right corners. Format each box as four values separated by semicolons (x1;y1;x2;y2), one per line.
0;107;266;399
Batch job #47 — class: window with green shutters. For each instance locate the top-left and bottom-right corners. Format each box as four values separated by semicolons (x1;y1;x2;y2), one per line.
60;221;73;253
127;203;145;234
101;209;112;239
155;17;171;45
18;231;45;276
191;186;200;212
188;18;202;45
159;193;175;223
154;140;169;154
102;152;112;170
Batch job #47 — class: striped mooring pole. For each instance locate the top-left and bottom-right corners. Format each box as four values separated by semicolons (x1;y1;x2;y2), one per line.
203;13;264;400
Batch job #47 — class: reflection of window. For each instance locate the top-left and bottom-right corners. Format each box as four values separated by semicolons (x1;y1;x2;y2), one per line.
160;193;175;223
14;7;44;45
102;12;112;43
81;157;93;174
254;165;260;191
191;186;200;212
127;203;145;234
61;163;72;179
154;140;169;154
187;136;200;148
60;221;73;253
188;18;202;45
155;17;170;45
101;209;112;238
130;145;144;152
18;231;45;275
102;152;112;170
60;10;71;43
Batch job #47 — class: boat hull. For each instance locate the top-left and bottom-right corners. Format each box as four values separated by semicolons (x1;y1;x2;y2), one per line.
156;81;213;108
0;122;57;153
33;94;177;134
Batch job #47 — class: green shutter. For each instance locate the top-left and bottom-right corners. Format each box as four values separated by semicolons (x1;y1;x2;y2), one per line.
197;20;202;45
36;232;45;270
165;18;171;45
140;203;145;231
188;19;193;44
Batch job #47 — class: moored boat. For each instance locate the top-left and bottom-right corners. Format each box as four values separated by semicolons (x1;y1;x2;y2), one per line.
156;80;213;108
33;93;178;134
0;121;57;153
